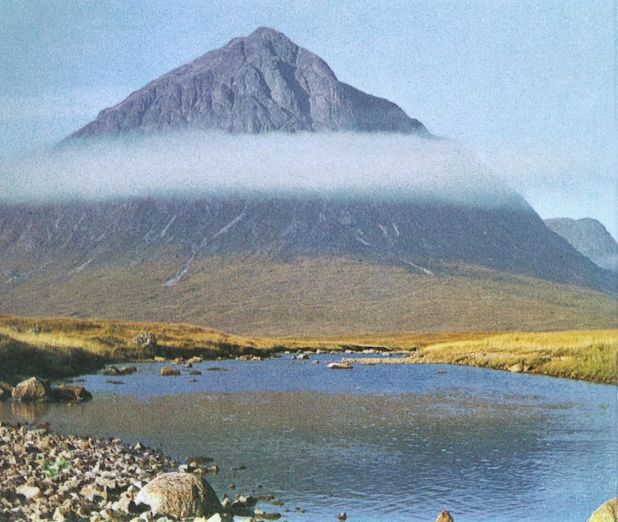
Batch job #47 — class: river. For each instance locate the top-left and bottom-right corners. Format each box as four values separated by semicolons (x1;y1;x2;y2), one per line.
1;356;615;521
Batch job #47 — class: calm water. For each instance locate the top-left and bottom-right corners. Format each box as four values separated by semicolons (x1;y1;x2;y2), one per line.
1;356;616;521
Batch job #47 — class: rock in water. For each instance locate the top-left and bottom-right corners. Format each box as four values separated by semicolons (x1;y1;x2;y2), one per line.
327;362;353;370
436;510;454;522
51;385;93;402
135;472;222;518
11;377;51;401
160;367;181;376
588;498;618;522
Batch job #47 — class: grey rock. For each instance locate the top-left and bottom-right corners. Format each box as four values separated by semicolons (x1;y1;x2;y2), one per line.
51;386;93;402
160;367;181;377
134;472;222;518
69;27;428;139
12;377;51;402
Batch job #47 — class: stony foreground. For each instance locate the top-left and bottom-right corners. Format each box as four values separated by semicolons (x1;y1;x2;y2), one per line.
0;423;278;521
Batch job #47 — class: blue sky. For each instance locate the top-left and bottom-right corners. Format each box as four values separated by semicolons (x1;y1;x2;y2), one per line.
1;0;616;235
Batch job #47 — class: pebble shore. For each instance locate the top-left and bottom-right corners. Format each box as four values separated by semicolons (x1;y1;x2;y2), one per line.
0;422;178;521
0;422;278;522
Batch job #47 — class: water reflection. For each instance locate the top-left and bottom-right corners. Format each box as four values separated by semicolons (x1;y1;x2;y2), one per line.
9;399;49;422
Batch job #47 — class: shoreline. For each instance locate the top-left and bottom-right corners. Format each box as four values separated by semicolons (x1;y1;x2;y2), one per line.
0;422;284;522
1;315;616;386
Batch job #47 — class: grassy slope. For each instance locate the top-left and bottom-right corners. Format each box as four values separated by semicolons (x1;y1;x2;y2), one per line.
347;330;618;384
0;315;616;384
1;256;616;336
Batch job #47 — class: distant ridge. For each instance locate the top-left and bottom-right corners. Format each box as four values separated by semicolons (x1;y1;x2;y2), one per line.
70;27;429;138
545;218;618;272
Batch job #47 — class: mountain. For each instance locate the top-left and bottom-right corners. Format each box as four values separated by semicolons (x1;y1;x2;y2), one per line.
0;196;616;336
0;28;615;335
70;27;428;138
545;218;618;272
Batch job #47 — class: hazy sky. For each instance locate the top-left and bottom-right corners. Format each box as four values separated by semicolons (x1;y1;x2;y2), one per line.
1;0;616;234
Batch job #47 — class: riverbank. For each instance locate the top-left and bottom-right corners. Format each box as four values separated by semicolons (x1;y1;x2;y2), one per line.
343;330;618;384
0;422;284;521
1;315;615;384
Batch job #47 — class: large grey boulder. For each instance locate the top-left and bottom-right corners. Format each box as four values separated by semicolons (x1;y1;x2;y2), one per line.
135;472;222;518
11;377;51;401
588;498;618;522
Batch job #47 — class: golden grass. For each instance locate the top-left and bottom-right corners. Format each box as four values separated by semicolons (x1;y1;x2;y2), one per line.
0;315;615;384
350;330;618;384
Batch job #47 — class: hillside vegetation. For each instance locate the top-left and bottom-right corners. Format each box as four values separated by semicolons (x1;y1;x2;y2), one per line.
0;315;615;384
1;257;616;337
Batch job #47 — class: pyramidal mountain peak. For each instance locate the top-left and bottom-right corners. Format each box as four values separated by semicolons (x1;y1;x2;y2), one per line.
70;27;428;138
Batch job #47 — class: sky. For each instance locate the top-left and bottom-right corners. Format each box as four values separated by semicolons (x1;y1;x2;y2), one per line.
1;0;616;235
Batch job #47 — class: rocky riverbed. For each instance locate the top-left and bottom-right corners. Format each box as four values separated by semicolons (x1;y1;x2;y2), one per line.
0;422;283;521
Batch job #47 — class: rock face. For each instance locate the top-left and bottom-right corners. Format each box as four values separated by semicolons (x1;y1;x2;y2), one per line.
69;27;427;139
588;498;618;522
545;218;618;272
135;472;222;518
11;377;51;401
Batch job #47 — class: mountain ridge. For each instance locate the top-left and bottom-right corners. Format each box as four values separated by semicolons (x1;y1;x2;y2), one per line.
545;217;618;272
70;27;429;138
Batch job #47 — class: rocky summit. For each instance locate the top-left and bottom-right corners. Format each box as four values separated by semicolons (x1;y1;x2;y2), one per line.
69;27;428;138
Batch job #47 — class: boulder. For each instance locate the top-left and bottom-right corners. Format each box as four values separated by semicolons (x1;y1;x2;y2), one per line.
0;381;14;401
16;484;42;500
52;386;93;402
135;472;222;518
508;362;525;373
205;513;233;522
436;511;454;522
327;362;352;370
133;332;157;350
103;365;137;376
187;356;203;364
12;377;51;401
588;498;618;522
160;367;181;377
